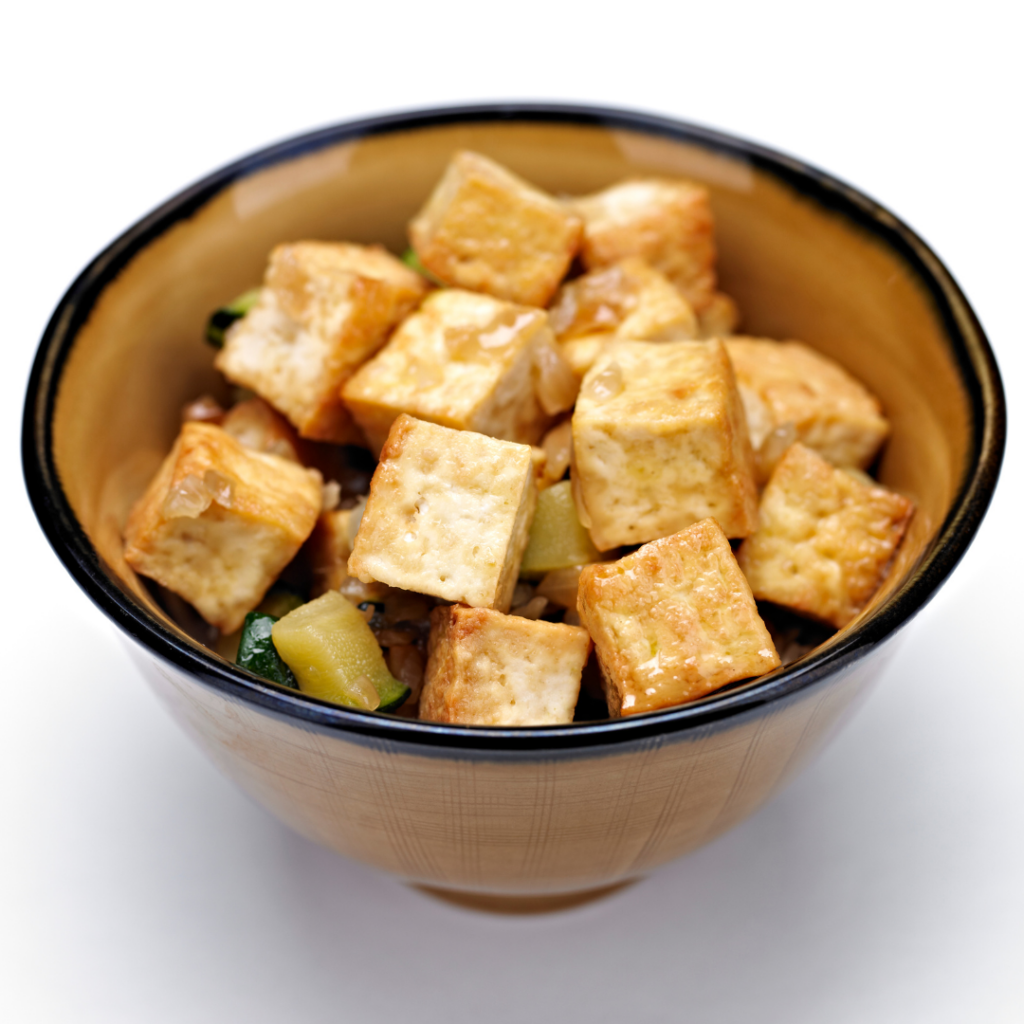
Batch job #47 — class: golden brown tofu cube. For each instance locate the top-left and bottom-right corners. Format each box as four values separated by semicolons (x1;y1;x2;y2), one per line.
214;241;428;443
419;605;591;726
571;178;717;312
220;396;302;461
578;518;780;717
342;288;563;453
348;415;537;611
571;339;758;550
725;338;890;470
549;257;698;378
408;150;582;307
737;443;914;628
123;422;323;632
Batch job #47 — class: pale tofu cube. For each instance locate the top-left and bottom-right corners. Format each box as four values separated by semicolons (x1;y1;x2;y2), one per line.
549;257;698;378
571;339;758;550
419;605;590;726
347;415;537;611
578;518;780;717
737;443;914;628
123;422;322;632
215;241;428;442
570;178;717;312
697;292;741;338
342;289;559;453
220;396;302;461
408;150;582;307
725;338;890;469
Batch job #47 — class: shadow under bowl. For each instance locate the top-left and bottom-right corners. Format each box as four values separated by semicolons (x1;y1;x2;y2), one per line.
22;104;1005;902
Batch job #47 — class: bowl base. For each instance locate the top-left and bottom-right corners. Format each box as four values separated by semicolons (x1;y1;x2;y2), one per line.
412;880;636;915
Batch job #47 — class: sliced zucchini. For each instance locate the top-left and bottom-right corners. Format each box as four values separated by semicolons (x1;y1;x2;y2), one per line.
271;591;409;712
204;287;262;348
519;480;602;578
236;612;298;689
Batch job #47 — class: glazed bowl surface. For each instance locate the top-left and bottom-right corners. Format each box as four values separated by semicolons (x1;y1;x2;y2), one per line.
22;104;1004;899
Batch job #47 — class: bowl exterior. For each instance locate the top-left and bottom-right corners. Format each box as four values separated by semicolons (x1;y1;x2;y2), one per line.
129;633;899;896
24;104;1004;900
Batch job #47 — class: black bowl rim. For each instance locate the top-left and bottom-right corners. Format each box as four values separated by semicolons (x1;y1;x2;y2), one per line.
22;102;1006;753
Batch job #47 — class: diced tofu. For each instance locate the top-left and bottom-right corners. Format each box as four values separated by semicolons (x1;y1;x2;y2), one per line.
123;422;322;632
571;339;758;550
342;288;560;453
549;257;698;378
697;292;741;338
419;605;591;726
570;178;717;312
408;150;582;307
725;338;890;469
578;518;780;717
347;415;537;611
737;443;914;628
220;396;302;461
214;241;428;442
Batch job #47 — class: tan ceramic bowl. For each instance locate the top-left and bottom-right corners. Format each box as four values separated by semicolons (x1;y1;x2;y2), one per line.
23;105;1004;909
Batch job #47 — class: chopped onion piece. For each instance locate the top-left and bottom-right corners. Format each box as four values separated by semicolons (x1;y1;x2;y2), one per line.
203;469;235;508
511;596;549;620
582;361;623;402
346;497;367;549
321;480;341;511
540;420;573;486
534;341;579;415
163;473;212;519
536;565;585;609
755;422;798;483
181;395;225;424
386;644;425;701
348;674;381;711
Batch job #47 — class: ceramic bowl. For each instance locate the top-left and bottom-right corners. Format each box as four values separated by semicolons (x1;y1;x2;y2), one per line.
23;104;1004;907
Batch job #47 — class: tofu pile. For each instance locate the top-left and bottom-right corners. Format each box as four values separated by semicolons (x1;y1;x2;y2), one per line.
124;149;914;726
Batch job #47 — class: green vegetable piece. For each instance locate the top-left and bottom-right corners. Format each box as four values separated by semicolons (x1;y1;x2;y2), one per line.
272;591;410;712
204;287;262;348
236;612;298;689
400;248;446;288
519;480;602;578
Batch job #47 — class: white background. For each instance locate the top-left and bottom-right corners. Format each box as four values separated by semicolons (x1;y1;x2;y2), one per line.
3;2;1021;1021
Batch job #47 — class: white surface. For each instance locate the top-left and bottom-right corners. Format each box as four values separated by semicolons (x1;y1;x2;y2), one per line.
3;2;1021;1020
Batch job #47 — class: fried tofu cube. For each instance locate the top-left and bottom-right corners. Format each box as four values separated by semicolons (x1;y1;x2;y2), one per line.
549;257;698;378
737;443;914;628
419;605;591;726
220;396;302;461
570;178;717;312
123;422;323;632
408;150;582;307
214;241;428;443
725;338;890;470
342;289;561;453
348;415;537;611
571;339;758;550
578;518;780;717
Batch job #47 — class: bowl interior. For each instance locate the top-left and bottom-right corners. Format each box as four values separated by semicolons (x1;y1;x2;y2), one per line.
47;114;976;705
